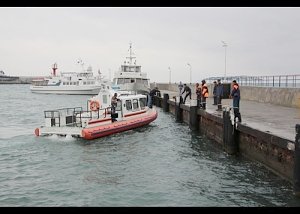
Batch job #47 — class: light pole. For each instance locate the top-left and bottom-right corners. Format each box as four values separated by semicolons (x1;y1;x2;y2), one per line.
168;67;171;84
221;41;227;82
187;63;192;85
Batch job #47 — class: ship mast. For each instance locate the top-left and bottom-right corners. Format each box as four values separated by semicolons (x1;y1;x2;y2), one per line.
126;42;136;66
52;63;58;76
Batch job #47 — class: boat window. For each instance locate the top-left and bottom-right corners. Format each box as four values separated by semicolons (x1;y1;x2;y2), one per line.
116;100;122;111
124;78;131;83
117;79;124;84
131;79;135;83
126;100;132;111
132;99;139;110
77;81;79;85
83;82;86;85
139;98;147;109
102;95;107;104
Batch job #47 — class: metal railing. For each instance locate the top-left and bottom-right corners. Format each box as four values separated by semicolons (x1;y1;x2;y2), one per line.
206;75;300;88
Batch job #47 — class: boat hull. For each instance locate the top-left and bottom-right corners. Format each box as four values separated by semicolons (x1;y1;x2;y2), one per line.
81;109;158;140
30;85;102;95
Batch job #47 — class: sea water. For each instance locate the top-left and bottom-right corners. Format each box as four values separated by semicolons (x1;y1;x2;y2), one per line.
0;84;299;207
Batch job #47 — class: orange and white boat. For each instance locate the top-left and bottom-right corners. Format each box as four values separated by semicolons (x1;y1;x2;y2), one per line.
34;84;158;140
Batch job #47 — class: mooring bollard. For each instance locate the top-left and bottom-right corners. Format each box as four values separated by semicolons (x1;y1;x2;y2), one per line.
175;96;183;122
157;95;162;107
189;99;199;131
223;107;238;155
294;124;300;197
153;95;158;107
163;94;169;112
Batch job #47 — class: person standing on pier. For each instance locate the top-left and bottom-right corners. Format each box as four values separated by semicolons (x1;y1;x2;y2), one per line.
195;83;202;108
182;83;191;104
201;80;209;110
230;80;242;122
178;81;184;104
216;79;224;111
213;81;217;105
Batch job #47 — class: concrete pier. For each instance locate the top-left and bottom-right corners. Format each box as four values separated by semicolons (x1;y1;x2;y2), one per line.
153;90;298;189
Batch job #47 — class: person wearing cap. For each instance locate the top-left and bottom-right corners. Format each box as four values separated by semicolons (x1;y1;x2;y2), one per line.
230;80;242;122
215;79;224;111
201;80;209;110
212;81;217;105
148;87;160;108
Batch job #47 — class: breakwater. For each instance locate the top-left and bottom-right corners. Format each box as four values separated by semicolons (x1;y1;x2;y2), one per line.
153;93;299;196
151;83;300;108
0;76;41;84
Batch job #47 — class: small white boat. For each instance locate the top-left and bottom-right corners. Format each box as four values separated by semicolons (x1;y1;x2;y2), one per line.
112;43;150;95
34;82;158;140
30;62;109;95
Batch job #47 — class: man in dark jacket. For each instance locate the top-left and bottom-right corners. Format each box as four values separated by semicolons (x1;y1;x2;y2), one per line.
231;80;242;122
148;87;160;108
182;84;191;104
216;79;224;111
212;81;217;105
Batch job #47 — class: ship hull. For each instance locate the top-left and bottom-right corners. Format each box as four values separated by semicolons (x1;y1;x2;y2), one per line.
30;85;102;95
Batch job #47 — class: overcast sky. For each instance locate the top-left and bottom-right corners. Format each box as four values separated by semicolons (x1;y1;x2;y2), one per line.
0;7;300;83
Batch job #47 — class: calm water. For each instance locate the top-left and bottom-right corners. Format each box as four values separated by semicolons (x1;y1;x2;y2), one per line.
0;84;300;207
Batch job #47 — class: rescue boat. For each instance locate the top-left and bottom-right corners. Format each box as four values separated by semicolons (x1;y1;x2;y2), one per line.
34;83;158;140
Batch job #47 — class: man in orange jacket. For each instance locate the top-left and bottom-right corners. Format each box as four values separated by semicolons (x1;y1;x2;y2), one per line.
201;80;209;110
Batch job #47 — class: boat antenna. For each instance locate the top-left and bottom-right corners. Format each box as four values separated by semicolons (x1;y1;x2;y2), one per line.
52;63;58;76
77;58;85;72
126;42;136;66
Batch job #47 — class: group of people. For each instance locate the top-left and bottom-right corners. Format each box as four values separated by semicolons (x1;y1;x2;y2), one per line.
178;80;209;109
178;79;241;122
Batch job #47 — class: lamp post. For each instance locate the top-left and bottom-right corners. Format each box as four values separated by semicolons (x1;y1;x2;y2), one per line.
168;67;171;84
187;63;192;85
221;41;227;82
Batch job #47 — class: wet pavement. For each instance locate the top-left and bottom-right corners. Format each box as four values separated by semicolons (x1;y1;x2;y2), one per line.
160;90;299;141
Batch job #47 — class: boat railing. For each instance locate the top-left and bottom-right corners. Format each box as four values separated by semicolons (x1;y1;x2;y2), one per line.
74;107;113;127
206;74;300;88
44;107;83;127
44;106;117;128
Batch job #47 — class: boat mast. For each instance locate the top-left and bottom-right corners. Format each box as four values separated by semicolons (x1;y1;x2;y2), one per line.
126;42;136;66
52;63;58;76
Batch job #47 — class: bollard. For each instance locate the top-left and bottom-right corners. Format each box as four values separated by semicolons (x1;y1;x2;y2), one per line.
157;96;162;107
163;94;169;112
294;124;300;197
189;99;199;131
153;95;158;107
223;107;238;155
175;97;183;122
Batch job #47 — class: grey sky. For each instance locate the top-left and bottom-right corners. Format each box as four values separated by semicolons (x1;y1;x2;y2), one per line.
1;7;300;83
